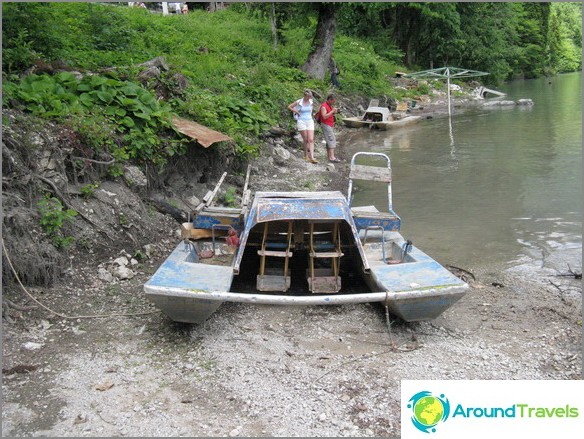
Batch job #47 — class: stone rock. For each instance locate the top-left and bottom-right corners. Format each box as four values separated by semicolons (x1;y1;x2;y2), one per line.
39;151;58;171
23;342;44;351
143;244;156;258
123;165;147;187
483;100;516;107
228;426;242;437
273;146;291;166
138;66;161;81
269;126;289;137
112;265;135;280
113;256;129;267
98;268;115;283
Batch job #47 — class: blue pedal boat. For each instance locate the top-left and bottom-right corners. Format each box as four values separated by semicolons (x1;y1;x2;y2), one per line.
144;152;468;324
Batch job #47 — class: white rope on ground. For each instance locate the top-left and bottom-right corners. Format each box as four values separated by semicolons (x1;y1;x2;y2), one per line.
2;239;160;320
384;289;395;345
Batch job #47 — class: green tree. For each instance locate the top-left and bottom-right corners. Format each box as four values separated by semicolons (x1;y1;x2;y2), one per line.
2;2;65;72
513;2;550;78
302;2;340;79
547;2;582;73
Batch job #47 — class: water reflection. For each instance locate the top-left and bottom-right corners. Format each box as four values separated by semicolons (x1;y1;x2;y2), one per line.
340;73;582;273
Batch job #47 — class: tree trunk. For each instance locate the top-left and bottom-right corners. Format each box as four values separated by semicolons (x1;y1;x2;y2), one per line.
301;3;338;80
270;3;278;49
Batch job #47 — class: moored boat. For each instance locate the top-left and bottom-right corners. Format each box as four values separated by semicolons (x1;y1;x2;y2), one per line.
342;104;421;130
144;153;468;324
373;115;421;130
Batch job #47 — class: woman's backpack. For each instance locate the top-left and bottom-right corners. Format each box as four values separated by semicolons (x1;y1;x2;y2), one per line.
314;105;323;123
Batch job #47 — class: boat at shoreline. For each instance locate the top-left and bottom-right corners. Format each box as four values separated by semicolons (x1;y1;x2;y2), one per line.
144;153;468;324
342;104;421;130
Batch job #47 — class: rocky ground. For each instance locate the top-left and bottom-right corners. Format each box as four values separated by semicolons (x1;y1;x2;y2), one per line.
2;93;581;437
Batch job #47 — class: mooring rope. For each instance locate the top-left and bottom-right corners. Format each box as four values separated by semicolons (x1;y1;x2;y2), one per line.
384;290;395;345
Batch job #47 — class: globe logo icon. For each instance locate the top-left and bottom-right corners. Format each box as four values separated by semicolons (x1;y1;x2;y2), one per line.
407;391;450;433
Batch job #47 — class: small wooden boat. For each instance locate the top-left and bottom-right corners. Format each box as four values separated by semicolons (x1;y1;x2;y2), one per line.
342;105;421;130
144;153;468;324
373;115;421;130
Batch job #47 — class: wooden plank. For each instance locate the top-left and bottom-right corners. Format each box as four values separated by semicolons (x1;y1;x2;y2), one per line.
257;250;293;257
257;275;290;292
181;226;228;240
241;189;251;209
307;270;341;293
195;173;229;214
352;211;399;220
202;190;214;203
396;102;408;111
207;172;227;207
242;165;251;200
203;206;242;214
349;164;391;182
351;205;379;213
309;251;344;258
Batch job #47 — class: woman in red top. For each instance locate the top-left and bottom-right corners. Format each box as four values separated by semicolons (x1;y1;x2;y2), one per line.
318;94;341;162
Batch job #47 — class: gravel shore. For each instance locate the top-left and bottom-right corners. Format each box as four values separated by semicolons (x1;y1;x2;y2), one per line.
2;227;581;437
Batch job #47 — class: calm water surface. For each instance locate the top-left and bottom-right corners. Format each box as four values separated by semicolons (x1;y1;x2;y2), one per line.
341;72;582;274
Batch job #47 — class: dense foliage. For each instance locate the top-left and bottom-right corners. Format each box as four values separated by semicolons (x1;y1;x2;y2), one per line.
334;2;581;82
2;2;581;166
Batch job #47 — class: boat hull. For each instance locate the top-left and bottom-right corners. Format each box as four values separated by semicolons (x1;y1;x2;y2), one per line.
359;230;467;321
342;117;372;128
144;234;468;324
144;241;235;323
146;290;223;324
372;115;422;130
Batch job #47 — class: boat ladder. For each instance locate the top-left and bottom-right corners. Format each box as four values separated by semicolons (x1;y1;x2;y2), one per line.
307;221;344;293
256;221;294;292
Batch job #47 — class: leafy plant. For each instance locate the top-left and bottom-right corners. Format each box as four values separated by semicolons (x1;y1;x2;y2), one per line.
2;29;40;74
118;212;128;226
12;72;182;165
37;196;78;249
80;181;100;198
222;186;238;207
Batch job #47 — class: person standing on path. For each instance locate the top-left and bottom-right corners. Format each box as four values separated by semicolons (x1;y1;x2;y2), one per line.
288;90;318;164
318;94;341;162
329;58;341;89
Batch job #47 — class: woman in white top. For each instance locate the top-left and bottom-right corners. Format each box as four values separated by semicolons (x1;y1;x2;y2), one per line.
288;89;317;163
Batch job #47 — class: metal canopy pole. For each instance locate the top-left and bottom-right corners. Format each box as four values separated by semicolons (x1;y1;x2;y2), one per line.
446;68;451;117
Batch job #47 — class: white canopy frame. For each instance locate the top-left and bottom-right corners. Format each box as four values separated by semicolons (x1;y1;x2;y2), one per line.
404;67;489;154
403;67;489;117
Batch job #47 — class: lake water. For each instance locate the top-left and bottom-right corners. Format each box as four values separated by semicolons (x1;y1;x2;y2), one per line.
341;72;582;275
